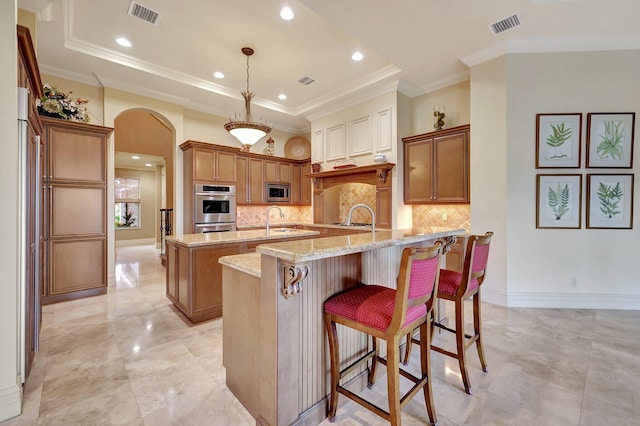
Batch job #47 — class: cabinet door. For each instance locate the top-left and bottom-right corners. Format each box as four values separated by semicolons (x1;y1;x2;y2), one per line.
434;132;469;202
50;238;106;294
264;160;278;182
278;162;291;183
248;158;264;204
166;243;178;303
404;139;434;203
300;162;312;205
194;149;215;180
236;156;248;204
48;125;106;184
216;151;237;182
291;164;301;204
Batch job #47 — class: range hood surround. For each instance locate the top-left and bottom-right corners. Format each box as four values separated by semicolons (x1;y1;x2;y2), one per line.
307;163;395;227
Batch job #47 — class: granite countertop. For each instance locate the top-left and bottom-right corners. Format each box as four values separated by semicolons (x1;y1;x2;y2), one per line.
219;252;261;277
237;222;379;231
165;228;320;248
256;226;464;263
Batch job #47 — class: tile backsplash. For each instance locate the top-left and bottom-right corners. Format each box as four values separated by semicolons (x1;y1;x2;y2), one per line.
412;204;470;230
237;205;312;226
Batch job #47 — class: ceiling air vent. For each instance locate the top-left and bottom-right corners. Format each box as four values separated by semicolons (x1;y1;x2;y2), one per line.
489;14;521;35
128;1;161;25
297;76;317;86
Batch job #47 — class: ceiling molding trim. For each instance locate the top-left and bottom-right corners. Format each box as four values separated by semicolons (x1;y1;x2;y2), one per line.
39;64;104;87
97;75;191;106
459;41;508;67
461;35;640;68
400;71;471;98
507;34;640;54
304;80;400;122
296;64;401;116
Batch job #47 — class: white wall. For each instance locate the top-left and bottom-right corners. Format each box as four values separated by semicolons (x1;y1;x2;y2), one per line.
411;81;471;136
0;2;22;421
470;57;509;305
472;50;640;309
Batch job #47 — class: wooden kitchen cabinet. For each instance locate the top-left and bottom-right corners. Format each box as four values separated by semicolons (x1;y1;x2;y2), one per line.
41;117;113;304
300;162;312;205
403;124;470;204
264;160;291;183
193;148;236;182
236;156;265;205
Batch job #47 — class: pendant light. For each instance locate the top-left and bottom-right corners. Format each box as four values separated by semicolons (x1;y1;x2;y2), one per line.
224;47;272;151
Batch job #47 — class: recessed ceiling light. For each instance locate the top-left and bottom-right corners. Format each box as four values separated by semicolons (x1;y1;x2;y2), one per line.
280;7;294;20
145;163;153;167
352;51;364;62
116;37;132;47
278;94;287;100
131;155;140;159
213;71;224;79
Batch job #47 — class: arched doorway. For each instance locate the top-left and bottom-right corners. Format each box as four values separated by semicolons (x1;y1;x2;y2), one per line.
113;109;175;250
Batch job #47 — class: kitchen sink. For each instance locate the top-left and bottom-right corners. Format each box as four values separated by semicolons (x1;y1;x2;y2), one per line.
272;228;297;233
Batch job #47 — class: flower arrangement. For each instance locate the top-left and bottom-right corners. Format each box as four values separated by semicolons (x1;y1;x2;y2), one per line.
37;84;91;123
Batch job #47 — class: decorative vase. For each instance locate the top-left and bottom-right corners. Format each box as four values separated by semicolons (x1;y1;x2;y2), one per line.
266;137;275;156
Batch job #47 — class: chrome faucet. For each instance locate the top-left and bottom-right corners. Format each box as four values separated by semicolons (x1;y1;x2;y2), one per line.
345;203;376;233
266;205;285;233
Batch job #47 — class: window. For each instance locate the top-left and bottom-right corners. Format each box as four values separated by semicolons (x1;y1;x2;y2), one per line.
115;176;141;228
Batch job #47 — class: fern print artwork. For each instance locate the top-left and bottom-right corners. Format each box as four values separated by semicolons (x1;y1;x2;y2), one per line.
596;181;623;218
587;113;635;168
537;114;581;168
547;183;570;220
587;174;633;229
537;174;581;229
596;120;624;160
545;122;572;159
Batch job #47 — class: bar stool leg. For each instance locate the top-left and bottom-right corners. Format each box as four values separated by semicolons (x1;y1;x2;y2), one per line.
386;335;402;425
420;321;437;425
473;292;487;372
455;298;472;395
368;336;378;387
324;314;340;420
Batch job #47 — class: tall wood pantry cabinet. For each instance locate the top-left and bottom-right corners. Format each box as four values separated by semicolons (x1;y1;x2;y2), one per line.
41;117;113;304
18;25;44;379
403;124;470;204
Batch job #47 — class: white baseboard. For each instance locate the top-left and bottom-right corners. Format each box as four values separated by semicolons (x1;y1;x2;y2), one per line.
507;292;640;310
0;382;22;422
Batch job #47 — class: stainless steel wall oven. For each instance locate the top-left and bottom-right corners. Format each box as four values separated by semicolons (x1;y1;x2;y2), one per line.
194;184;237;232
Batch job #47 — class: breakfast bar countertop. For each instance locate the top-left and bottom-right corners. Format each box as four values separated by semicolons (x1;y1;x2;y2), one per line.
255;226;465;263
165;228;320;248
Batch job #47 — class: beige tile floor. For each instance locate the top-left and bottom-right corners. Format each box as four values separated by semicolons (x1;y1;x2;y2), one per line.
2;243;639;425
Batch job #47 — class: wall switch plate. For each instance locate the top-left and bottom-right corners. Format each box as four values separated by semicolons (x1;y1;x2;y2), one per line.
442;213;448;221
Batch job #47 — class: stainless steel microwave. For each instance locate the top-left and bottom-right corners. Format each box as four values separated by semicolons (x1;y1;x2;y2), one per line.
265;183;291;203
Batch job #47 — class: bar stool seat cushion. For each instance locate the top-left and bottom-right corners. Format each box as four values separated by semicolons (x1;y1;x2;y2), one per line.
438;270;479;296
324;285;427;331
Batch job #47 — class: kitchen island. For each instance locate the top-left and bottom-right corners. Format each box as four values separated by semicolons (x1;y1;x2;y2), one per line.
219;226;464;426
164;228;320;323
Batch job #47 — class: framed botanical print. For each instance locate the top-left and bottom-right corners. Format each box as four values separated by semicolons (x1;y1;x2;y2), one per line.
587;174;634;229
536;113;582;168
586;112;635;168
536;174;582;229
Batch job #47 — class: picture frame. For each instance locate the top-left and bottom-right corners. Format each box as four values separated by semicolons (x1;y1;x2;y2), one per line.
586;112;635;168
536;174;582;229
536;113;582;168
587;174;634;229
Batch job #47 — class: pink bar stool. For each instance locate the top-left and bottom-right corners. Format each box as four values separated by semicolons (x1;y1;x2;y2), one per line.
324;244;442;425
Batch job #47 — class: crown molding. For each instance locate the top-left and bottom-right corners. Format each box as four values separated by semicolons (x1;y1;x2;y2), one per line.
304;79;399;122
461;34;640;68
397;71;471;98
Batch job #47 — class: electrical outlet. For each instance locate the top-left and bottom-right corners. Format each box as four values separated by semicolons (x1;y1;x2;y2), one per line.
571;278;577;288
442;213;448;221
